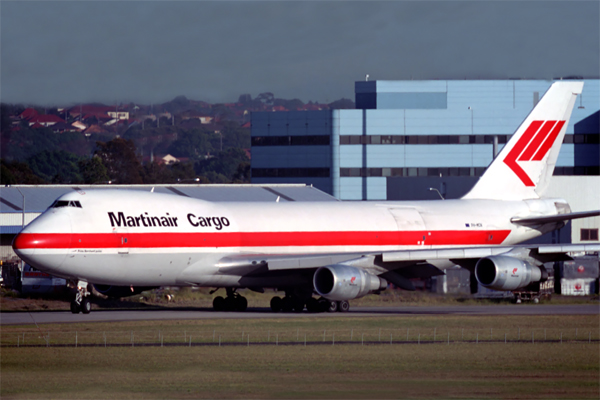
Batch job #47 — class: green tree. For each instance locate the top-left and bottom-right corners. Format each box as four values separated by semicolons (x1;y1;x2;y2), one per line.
210;122;250;151
195;148;249;183
0;159;46;184
170;161;197;182
78;156;109;184
233;161;251;183
27;150;83;183
95;138;143;184
167;128;213;159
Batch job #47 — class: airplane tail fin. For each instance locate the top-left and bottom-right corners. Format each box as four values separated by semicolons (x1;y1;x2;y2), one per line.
462;81;583;201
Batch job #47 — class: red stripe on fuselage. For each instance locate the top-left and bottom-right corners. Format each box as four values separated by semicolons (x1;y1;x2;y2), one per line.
14;230;511;250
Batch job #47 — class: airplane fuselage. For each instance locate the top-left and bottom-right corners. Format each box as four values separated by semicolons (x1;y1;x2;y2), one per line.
13;189;564;288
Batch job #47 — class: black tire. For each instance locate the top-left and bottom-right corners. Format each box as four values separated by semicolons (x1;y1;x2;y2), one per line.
306;298;320;313
338;300;350;312
292;298;305;313
327;300;338;313
70;300;80;314
270;296;282;312
236;296;248;312
318;297;330;312
213;296;225;311
281;297;293;312
223;296;237;311
81;298;91;314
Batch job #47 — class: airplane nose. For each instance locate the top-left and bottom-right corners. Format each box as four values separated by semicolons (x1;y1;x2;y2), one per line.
12;211;72;271
12;230;37;257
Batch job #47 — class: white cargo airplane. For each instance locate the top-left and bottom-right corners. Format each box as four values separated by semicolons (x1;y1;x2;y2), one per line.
12;81;600;314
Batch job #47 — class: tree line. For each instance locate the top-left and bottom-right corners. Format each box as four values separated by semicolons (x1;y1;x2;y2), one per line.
1;109;251;185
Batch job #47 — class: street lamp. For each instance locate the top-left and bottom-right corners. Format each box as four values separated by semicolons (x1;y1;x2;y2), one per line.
428;187;445;200
15;187;25;228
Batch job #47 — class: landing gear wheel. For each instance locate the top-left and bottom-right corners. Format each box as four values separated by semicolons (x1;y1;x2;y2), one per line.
327;300;338;313
281;297;293;312
306;298;320;313
318;297;330;312
70;300;81;314
236;296;248;312
224;296;237;311
338;300;350;312
213;296;225;311
81;298;92;314
270;296;282;312
292;298;305;313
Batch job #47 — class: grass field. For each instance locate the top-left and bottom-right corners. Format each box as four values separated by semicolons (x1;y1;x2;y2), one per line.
2;315;599;399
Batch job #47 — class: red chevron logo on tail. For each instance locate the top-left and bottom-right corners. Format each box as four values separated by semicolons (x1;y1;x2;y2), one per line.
503;120;566;186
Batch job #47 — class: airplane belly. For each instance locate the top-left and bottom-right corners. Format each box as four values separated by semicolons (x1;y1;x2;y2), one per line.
61;250;217;286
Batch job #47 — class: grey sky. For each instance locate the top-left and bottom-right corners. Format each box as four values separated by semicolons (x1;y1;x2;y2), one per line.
1;1;598;105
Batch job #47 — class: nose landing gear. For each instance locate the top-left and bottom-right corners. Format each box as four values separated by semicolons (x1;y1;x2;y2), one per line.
69;280;91;314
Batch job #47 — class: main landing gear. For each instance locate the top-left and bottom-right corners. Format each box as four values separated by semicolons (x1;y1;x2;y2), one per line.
70;281;92;314
270;295;350;313
212;288;248;312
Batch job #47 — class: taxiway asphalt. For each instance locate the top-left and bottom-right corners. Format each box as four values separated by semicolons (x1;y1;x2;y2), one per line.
1;304;598;325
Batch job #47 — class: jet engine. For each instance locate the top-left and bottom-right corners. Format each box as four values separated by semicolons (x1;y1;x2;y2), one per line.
313;265;387;301
474;256;547;291
92;285;156;298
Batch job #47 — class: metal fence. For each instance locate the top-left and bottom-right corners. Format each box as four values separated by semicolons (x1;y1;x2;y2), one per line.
3;327;599;348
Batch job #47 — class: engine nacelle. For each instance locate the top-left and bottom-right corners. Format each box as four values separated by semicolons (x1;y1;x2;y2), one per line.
92;285;156;298
475;256;547;291
313;265;387;301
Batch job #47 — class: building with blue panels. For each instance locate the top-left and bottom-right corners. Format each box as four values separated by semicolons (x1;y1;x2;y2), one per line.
251;79;599;201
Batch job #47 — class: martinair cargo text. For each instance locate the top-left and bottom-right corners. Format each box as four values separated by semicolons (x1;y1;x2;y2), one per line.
12;82;600;314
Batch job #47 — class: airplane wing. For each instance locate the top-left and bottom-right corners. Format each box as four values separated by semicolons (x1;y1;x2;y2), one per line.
214;242;600;284
216;243;599;270
380;243;600;263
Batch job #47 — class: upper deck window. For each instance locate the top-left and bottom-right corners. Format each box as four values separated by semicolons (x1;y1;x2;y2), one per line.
50;200;82;208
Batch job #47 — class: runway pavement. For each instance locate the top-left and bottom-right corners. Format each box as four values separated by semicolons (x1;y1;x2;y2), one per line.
1;304;598;325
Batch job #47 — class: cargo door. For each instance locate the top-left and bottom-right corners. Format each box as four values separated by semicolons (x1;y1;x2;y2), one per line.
387;208;429;247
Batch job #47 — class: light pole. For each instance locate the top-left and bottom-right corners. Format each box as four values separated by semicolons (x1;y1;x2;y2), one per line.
15;187;25;275
468;106;473;135
428;187;445;200
15;187;25;229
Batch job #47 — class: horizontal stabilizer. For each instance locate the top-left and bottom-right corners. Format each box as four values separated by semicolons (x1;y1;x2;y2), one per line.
511;210;600;226
537;243;600;254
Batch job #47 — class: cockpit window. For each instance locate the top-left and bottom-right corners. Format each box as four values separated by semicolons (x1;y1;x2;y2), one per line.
50;200;82;208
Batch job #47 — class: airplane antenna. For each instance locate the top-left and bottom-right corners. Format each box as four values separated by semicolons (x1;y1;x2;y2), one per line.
151;187;154;193
276;196;280;203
